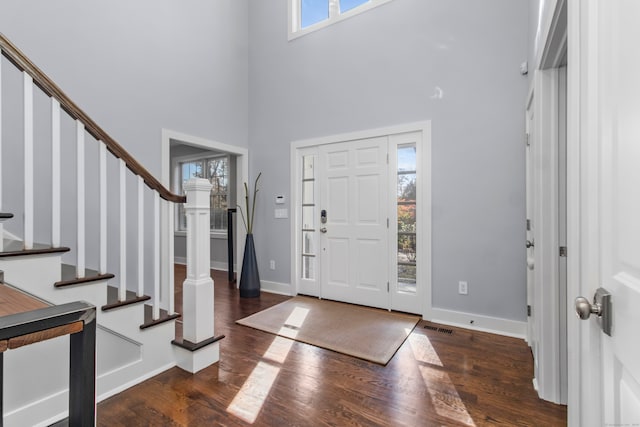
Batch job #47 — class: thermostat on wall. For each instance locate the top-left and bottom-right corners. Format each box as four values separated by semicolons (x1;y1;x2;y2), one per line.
275;195;286;205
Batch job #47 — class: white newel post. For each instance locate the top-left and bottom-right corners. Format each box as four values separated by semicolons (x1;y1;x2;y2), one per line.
177;178;219;373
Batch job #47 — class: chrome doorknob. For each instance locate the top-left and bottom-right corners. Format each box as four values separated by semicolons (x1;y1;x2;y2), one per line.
574;296;602;320
526;240;535;249
320;227;327;233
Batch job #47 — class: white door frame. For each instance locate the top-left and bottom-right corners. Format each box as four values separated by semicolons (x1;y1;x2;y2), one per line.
161;129;249;294
289;121;431;317
527;0;570;407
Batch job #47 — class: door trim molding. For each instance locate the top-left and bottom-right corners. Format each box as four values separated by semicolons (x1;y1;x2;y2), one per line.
160;129;249;291
289;121;431;317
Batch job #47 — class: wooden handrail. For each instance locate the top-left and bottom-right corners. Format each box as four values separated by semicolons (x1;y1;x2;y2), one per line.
0;33;185;203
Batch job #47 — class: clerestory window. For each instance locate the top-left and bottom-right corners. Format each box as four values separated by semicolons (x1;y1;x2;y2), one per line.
289;0;394;40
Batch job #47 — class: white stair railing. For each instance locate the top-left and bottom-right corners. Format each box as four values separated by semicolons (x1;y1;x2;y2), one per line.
0;33;204;332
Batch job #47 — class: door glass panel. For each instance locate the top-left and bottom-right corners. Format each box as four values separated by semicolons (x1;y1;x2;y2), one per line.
397;144;416;293
302;181;314;205
303;231;315;254
301;154;317;280
302;255;315;279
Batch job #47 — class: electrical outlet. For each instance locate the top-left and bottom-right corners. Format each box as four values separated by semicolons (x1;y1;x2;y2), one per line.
269;260;276;270
458;281;468;295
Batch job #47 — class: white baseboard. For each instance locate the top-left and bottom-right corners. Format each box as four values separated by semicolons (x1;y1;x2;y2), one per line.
429;308;527;339
260;280;293;296
174;257;233;272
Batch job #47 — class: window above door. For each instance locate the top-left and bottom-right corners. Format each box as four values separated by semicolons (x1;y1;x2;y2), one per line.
289;0;395;40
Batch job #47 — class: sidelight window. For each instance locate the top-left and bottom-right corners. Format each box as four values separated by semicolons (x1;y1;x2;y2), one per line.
397;144;416;293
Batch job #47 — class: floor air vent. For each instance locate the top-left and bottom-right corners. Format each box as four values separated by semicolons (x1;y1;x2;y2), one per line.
424;325;454;335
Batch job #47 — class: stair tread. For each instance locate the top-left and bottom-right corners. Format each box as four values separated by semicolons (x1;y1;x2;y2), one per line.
172;321;223;351
102;285;150;311
140;304;180;330
54;264;115;288
0;239;70;257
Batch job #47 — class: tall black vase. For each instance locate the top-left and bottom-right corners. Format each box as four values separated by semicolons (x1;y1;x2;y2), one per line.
239;234;260;298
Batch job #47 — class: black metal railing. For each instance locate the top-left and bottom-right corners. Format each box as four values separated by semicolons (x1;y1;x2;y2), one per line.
0;300;96;426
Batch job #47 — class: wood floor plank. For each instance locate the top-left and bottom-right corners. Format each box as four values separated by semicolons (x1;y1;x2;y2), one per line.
97;265;567;426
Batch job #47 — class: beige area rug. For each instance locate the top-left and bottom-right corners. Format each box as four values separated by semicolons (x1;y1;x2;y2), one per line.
236;296;420;365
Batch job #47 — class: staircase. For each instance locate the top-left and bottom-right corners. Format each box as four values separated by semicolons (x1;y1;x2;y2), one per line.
0;33;220;426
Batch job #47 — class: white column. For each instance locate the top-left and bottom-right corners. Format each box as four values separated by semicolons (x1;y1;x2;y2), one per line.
23;73;33;249
76;121;85;278
182;178;214;343
51;99;61;248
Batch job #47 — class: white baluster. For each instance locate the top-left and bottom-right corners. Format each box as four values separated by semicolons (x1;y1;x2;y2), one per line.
138;176;144;297
51;99;61;248
168;199;175;314
182;178;214;343
0;54;3;252
153;191;160;320
119;159;127;301
99;143;107;275
76;121;85;278
23;73;33;250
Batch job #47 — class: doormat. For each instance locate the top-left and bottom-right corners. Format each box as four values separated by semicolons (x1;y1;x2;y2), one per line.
236;296;420;365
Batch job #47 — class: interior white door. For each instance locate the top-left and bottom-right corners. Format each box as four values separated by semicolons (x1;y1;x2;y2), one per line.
319;137;389;309
575;1;640;424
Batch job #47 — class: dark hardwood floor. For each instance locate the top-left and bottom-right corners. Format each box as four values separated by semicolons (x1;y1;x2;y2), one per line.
97;266;567;426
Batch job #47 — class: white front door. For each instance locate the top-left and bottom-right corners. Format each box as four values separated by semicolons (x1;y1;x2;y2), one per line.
319;137;389;309
572;1;640;424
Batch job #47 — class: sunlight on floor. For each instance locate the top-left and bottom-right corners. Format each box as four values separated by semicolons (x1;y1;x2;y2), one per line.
227;305;309;424
227;361;280;424
408;333;443;367
410;332;476;426
263;336;295;364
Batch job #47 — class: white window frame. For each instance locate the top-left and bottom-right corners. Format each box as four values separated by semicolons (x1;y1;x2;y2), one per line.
288;0;395;41
172;152;230;239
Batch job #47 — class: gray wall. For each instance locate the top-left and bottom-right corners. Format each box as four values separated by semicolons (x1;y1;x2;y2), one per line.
248;0;529;321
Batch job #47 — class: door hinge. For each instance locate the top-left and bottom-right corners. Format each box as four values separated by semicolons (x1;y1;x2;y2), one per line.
559;246;567;257
525;133;530;146
387;282;390;292
527;305;531;317
387;218;389;228
526;219;531;231
386;153;389;164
